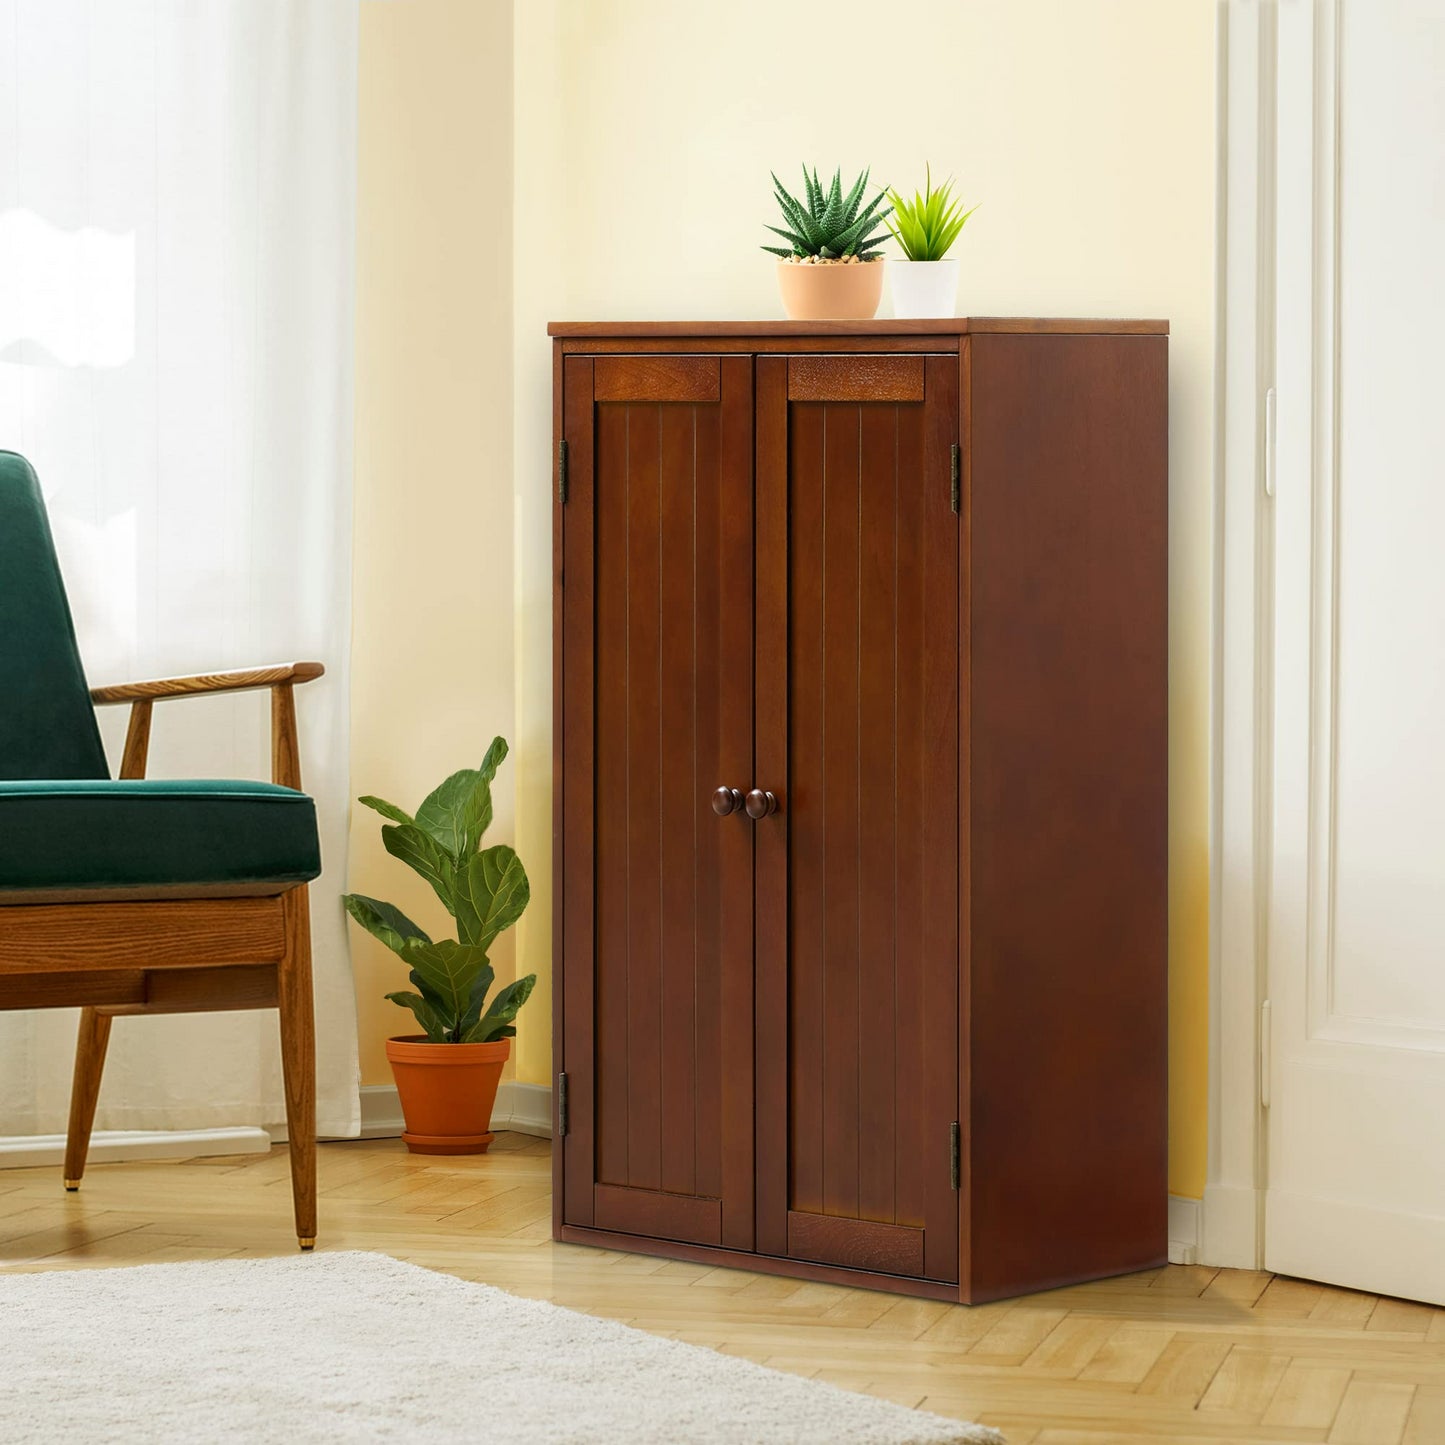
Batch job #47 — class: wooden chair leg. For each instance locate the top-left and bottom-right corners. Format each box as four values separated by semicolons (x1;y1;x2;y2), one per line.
63;1007;113;1191
277;887;317;1250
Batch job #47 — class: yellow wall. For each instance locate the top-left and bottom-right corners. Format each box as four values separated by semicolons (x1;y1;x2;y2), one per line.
351;0;516;1087
359;0;1216;1198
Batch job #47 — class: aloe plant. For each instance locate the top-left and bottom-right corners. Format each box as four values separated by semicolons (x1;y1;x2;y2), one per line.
342;736;535;1044
762;165;892;261
886;166;977;261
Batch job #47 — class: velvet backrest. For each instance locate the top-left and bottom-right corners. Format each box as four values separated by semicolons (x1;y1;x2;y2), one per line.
0;451;110;780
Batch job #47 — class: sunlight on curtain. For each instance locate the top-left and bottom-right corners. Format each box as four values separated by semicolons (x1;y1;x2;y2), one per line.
0;0;360;1137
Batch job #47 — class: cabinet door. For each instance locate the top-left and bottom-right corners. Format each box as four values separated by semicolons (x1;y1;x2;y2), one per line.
755;354;960;1283
559;354;755;1250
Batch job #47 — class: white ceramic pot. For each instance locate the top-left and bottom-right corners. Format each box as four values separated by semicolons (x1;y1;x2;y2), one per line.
887;257;961;319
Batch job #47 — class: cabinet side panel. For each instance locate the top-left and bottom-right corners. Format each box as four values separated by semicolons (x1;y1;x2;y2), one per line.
967;332;1169;1300
552;342;565;1232
560;356;597;1229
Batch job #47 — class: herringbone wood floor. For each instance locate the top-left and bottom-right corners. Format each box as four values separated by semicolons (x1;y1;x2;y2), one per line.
3;1135;1443;1444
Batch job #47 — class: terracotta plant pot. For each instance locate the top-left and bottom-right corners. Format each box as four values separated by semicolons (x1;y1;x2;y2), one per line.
385;1035;509;1155
775;258;885;321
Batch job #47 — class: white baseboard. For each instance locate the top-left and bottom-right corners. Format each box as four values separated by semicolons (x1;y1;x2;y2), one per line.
1202;1181;1262;1269
0;1082;552;1168
1168;1194;1202;1265
356;1084;404;1139
0;1126;272;1172
358;1081;552;1141
498;1081;554;1138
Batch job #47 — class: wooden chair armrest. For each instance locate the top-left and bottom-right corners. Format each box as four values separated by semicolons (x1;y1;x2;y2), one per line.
90;662;324;705
91;663;322;788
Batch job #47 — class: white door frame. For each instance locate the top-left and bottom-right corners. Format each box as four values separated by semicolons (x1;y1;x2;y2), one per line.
1207;0;1281;1270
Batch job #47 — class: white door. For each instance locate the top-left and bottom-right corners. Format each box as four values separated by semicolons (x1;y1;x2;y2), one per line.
1265;0;1445;1305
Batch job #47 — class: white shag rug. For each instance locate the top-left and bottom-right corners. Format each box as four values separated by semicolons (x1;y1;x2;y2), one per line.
0;1251;1002;1444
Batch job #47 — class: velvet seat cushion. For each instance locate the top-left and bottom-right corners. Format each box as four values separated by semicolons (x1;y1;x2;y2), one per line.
0;780;321;897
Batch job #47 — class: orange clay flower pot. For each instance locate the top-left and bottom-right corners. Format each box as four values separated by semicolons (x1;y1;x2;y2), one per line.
385;1035;509;1155
775;257;885;320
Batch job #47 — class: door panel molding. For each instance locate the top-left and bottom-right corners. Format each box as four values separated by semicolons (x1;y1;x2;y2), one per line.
593;354;720;403
786;354;930;402
595;1183;723;1246
1264;0;1445;1304
786;1211;924;1277
755;352;960;1285
559;353;755;1251
1299;1;1445;1055
752;356;790;1261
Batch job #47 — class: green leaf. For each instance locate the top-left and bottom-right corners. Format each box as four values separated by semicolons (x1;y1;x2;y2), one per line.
410;735;511;866
384;990;450;1042
381;823;456;915
342;893;431;955
764;223;812;252
358;795;414;826
831;194;892;255
803;164;821;214
477;735;508;787
771;175;820;251
398;938;494;1023
935;204;978;256
414;771;490;863
408;968;452;1019
786;195;824;248
841;167;870;226
454;966;496;1042
884;169;976;261
818;167;844;235
462;973;537;1043
455;845;530;952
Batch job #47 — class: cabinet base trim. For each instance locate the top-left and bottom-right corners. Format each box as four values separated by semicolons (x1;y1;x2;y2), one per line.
557;1223;960;1301
593;1183;722;1245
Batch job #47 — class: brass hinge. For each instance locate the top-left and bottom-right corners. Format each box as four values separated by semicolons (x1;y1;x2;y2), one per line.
950;443;961;514
557;438;569;505
557;1071;569;1136
949;1121;961;1190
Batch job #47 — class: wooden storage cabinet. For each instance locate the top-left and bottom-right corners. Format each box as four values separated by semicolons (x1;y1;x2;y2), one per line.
550;320;1169;1303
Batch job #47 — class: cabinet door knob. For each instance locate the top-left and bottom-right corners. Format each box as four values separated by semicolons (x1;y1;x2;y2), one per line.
745;788;779;820
712;786;744;817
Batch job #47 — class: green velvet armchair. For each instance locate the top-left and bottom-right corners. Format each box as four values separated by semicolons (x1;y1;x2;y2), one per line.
0;449;323;1249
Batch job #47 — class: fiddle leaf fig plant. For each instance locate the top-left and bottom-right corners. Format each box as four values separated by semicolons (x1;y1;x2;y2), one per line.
342;736;536;1044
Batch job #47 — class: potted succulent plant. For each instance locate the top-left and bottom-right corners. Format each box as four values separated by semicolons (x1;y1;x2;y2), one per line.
763;165;893;320
885;166;978;319
342;736;535;1156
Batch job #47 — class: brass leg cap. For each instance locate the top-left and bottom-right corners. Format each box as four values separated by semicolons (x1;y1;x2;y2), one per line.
298;1236;316;1251
63;1180;81;1192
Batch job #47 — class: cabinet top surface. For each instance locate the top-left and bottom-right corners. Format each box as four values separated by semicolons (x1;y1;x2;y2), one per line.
547;317;1169;338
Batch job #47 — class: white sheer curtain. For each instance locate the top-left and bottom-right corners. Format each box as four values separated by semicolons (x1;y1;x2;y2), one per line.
0;0;360;1138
